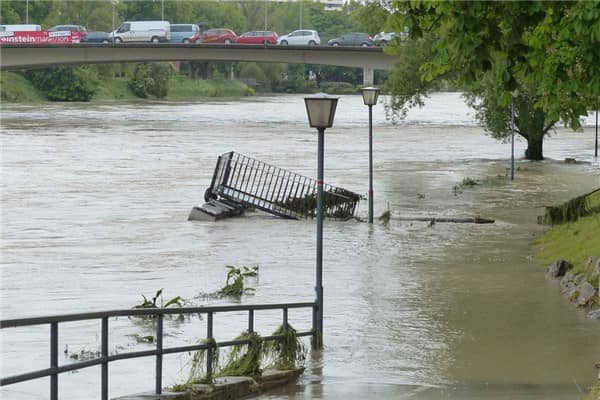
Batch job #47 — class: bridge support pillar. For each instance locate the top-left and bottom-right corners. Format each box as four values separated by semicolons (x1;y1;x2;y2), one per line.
363;67;374;86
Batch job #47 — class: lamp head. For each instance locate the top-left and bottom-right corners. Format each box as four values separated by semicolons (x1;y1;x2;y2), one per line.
361;86;380;106
304;93;339;129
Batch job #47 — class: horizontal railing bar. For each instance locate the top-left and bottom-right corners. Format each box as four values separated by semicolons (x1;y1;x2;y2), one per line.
1;357;102;386
1;329;314;387
0;302;316;328
1;368;54;386
108;349;157;362
162;343;211;355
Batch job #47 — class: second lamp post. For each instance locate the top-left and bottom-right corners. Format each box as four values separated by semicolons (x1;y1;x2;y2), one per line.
304;93;339;347
362;87;380;223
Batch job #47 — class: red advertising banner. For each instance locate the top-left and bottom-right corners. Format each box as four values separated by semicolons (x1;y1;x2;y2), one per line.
0;31;82;45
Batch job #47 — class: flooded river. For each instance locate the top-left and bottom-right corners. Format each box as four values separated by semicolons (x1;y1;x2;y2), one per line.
1;93;599;399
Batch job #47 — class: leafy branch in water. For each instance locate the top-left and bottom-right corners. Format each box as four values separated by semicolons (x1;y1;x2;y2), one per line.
134;288;184;309
216;265;259;298
453;175;508;195
131;288;186;326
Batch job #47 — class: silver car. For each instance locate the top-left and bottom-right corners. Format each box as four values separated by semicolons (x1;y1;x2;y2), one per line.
277;29;320;46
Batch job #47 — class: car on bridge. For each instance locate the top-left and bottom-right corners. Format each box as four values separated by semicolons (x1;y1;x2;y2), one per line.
327;32;373;47
237;30;278;45
169;24;201;44
277;30;320;46
48;24;88;42
200;28;237;44
110;21;170;43
86;31;111;44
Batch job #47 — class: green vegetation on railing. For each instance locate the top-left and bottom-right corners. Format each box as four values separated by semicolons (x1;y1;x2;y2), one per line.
172;324;306;392
218;331;263;377
263;324;307;370
172;337;220;390
543;189;600;225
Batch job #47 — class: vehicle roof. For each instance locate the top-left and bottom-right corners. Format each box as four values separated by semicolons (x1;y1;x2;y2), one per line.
241;30;275;35
50;24;85;28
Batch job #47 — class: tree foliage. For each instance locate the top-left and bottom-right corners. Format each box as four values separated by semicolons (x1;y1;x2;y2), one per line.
385;1;597;160
26;66;98;101
128;63;172;99
389;1;598;128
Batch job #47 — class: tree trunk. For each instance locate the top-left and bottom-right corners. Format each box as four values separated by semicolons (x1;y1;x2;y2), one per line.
525;134;544;160
515;94;548;161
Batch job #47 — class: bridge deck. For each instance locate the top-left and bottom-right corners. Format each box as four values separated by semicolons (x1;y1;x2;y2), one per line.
0;43;396;71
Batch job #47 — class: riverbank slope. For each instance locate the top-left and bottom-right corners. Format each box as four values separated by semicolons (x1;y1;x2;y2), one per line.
535;189;600;398
1;71;254;102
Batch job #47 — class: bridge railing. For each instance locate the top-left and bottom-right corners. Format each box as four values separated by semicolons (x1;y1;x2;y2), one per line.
0;302;316;400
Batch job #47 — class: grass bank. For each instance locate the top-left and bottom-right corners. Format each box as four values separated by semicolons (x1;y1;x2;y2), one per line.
167;75;254;99
582;381;600;400
536;213;600;275
0;71;254;103
536;190;600;399
0;72;45;103
536;189;600;275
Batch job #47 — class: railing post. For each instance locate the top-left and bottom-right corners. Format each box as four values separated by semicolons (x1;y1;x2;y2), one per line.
206;312;214;379
282;308;288;355
101;317;108;400
311;303;319;349
248;309;254;333
155;314;163;394
50;322;58;400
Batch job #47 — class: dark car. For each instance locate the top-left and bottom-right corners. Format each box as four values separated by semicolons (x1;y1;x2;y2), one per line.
237;30;278;45
86;31;110;43
200;28;237;44
327;32;373;47
47;24;88;41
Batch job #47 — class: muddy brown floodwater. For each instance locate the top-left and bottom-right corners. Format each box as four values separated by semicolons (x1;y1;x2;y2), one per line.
1;93;599;399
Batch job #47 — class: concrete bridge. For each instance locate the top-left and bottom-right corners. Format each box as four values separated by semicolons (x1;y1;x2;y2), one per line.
0;43;397;85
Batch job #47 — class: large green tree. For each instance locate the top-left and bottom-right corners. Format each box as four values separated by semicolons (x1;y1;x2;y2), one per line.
387;1;599;160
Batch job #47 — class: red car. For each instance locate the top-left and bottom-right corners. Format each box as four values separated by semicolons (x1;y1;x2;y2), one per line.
201;28;237;44
237;30;278;45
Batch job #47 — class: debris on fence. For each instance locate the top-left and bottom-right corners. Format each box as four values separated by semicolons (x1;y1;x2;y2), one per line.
189;152;361;221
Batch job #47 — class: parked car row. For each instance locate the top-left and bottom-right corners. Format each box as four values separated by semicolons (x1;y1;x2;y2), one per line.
1;22;402;47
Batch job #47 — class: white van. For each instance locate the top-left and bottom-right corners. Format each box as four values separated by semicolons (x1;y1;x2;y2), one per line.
0;24;42;32
110;21;170;43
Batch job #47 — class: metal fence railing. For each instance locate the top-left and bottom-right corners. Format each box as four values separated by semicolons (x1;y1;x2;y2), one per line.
205;152;361;220
0;302;316;400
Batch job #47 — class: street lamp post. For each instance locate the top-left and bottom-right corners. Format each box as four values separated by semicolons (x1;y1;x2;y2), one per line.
595;110;598;158
304;93;339;348
362;87;380;224
511;91;518;180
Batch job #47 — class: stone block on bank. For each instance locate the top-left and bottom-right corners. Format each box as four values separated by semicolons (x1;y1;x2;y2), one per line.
576;281;598;307
588;309;600;320
112;369;304;400
560;271;577;294
545;259;573;279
